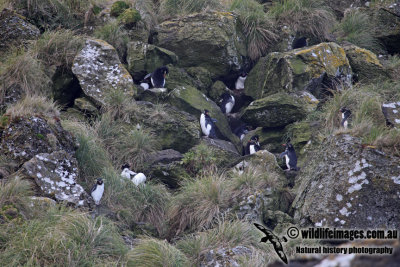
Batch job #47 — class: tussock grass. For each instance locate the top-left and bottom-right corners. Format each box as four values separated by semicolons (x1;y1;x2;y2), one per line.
0;49;51;104
102;167;171;236
0;178;33;216
176;219;267;266
168;172;232;237
231;0;277;61
32;29;84;68
384;55;400;81
94;21;129;62
127;237;189;267
0;208;127;266
268;0;335;40
5;94;60;120
181;143;221;175
160;0;222;18
133;0;159;30
333;9;381;52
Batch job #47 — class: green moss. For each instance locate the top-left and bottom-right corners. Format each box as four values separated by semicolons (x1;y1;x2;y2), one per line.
36;133;45;140
110;1;130;17
118;8;141;28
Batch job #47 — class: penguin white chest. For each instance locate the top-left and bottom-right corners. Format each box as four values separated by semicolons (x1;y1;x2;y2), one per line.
343;120;348;129
225;96;235;114
235;76;246;90
132;173;146;186
285;155;290;169
140;83;149;90
249;145;256;155
91;184;104;205
240;133;245;141
200;114;211;136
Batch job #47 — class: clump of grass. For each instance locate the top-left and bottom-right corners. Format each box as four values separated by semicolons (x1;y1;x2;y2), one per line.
101;167;171;237
168;172;232;237
110;0;130;17
0;178;33;217
31;30;84;69
333;9;381;52
94;21;129;62
160;0;221;18
384;55;400;81
0;49;51;103
181;143;221;175
127;237;189;267
268;0;335;40
0;209;128;266
176;219;268;266
119;8;142;28
133;0;159;30
5;95;60;120
231;0;278;61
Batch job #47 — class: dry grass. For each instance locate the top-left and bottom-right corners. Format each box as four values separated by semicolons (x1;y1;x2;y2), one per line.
268;0;335;40
160;0;222;18
168;172;233;237
5;94;60;120
0;178;34;217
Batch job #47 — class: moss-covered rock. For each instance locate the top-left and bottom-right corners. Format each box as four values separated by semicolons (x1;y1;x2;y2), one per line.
343;44;389;82
127;41;178;81
130;102;200;153
155;12;247;79
110;1;130;17
118;8;141;28
51;68;81;107
73;97;98;115
209;80;228;102
240;93;307;128
242;127;285;153
72;39;136;106
0;9;40;53
245;42;352;100
186;67;213;94
167;85;241;151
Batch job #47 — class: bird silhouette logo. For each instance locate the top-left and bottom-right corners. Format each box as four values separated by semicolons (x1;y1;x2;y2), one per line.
254;223;288;264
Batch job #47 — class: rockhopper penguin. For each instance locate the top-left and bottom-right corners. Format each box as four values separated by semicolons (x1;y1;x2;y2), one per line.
120;164;147;186
219;92;235;114
200;109;217;138
140;66;169;89
340;107;351;129
245;135;261;155
279;142;299;171
235;71;247;90
91;178;104;205
234;125;252;141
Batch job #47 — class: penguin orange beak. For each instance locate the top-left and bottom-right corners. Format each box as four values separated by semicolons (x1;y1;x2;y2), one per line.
282;144;286;146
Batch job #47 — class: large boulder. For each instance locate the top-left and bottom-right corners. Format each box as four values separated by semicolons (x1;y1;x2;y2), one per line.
155;12;247;79
382;101;400;127
72;39;136;106
168;85;241;151
245;42;352;100
343;44;389;82
17;151;90;207
242;127;285;153
126;41;178;81
292;134;400;229
240;93;307;128
0;116;76;169
369;7;400;54
0;9;40;53
131;102;200;153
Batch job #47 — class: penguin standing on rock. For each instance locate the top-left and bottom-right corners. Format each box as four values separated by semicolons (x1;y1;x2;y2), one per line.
245;135;261;155
200;109;217;139
219;92;235;114
279;142;299;171
140;66;169;89
340;107;351;129
235;71;247;90
91;178;104;205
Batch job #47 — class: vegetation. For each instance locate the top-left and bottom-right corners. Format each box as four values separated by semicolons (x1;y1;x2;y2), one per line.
5;94;60;120
110;1;130;17
118;8;142;28
333;9;381;52
160;0;221;18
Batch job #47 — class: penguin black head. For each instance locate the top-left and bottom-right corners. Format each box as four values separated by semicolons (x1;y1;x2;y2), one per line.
251;135;259;142
121;163;130;170
204;109;210;115
239;71;247;77
283;142;294;150
96;178;103;185
159;66;169;77
340;107;350;113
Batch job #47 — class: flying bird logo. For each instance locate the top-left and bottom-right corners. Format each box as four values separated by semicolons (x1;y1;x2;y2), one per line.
254;223;288;264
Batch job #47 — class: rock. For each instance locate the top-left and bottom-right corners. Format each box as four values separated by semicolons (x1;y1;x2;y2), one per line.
0;9;40;53
283;121;317;153
245;42;352;100
343;44;389;82
146;149;188;189
369;7;400;54
131;102;200;153
155;12;247;79
72;39;136;106
292;134;400;229
164;64;197;91
51;68;81;107
201;137;240;157
126;41;178;81
186;67;213;94
168;85;241;151
18;151;89;207
73;97;98;115
209;80;228;102
241;93;307;128
236;192;265;222
382;102;400;127
201;246;252;267
263;210;294;230
0;116;76;169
